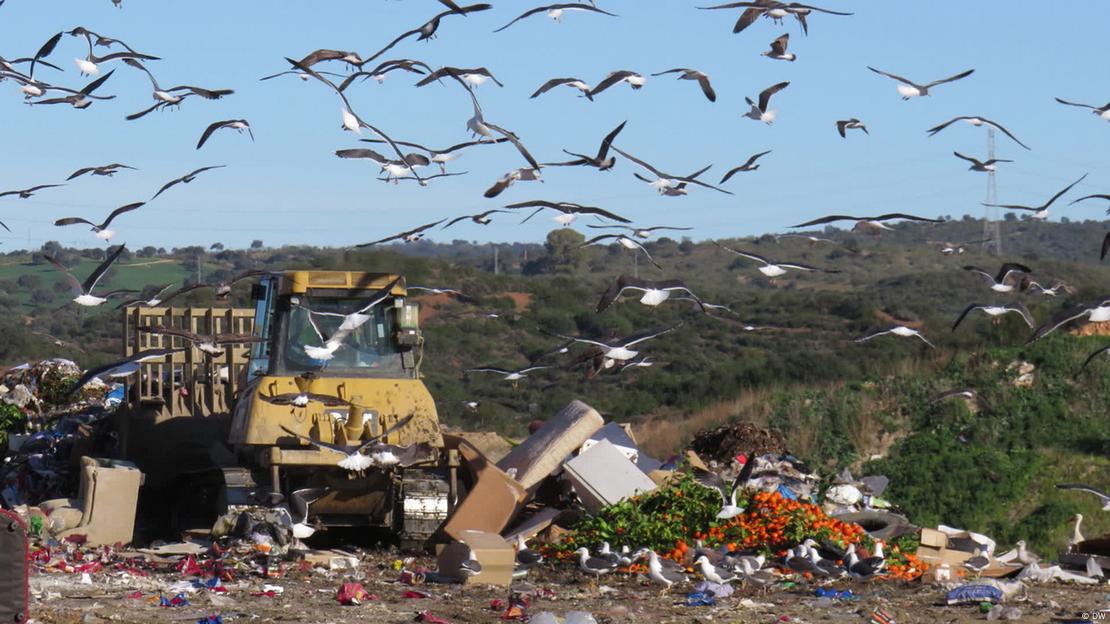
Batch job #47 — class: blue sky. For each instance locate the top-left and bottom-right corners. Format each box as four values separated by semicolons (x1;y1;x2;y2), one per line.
0;1;1107;250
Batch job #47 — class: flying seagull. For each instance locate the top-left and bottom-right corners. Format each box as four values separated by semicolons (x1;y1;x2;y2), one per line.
588;70;645;98
29;69;117;109
333;59;433;88
855;325;935;348
465;365;551;382
1078;346;1110;376
1070;194;1110;208
280;415;427;472
507;199;631;226
545;120;627;170
953;151;1011;172
359;137;508;173
139;326;263;356
483;167;543;198
335;148;431;182
962;263;1032;293
926;116;1030;150
761;33;795;61
356;219;446;247
555;325;682;362
580;234;663;270
44;244;136;307
719;150;772;183
67;163;135;180
610;146;733;195
123;58;234;120
363;4;493;66
697;459;755;519
54;201;144;241
0;184;63;199
791;213;943;233
743;81;789;124
443;209;508;229
530;77;592;100
155;270;276;306
1027;296;1110;343
151;165;226;200
651;68;716;102
867;66;974;100
930;388;994;413
293;278;401;361
114;282;176;309
698;1;852;36
1054;97;1110;122
836;118;868;138
951;303;1035;331
12;31;63;98
715;242;839;277
585;224;692;239
1055;484;1110;511
494;3;617;32
414;66;503;88
983;173;1088;220
67;348;184;397
196;119;253;149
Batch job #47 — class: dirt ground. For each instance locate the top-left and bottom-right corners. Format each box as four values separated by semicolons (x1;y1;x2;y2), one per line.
26;550;1109;624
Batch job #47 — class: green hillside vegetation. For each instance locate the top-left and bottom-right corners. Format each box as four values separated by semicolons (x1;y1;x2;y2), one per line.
1;215;1108;553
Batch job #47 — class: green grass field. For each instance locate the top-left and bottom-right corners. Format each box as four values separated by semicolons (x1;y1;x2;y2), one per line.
0;257;193;308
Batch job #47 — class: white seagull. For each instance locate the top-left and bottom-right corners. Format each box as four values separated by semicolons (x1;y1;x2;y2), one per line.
595;275;703;312
494;3;617;32
44;245;136;307
744;81;789;124
855;325;935;348
54;201;144;241
1028;296;1110;343
465;365;551;383
761;33;795;61
867;66;974;100
587;70;645;98
715;242;839;277
951;303;1035;331
962;263;1032;293
926;116;1030;150
580;235;663;270
1055;97;1110;122
983;173;1087;220
556;325;681;362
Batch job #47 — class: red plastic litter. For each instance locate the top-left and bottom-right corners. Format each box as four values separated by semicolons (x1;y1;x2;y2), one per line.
415;612;451;624
336;582;373;605
402;589;432;599
490;599;506;610
124;591;142;600
63;534;87;545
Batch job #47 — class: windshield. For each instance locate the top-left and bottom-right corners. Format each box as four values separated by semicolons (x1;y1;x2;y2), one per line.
276;295;404;377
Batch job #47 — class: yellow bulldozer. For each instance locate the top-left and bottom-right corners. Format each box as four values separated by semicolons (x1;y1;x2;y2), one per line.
116;271;458;548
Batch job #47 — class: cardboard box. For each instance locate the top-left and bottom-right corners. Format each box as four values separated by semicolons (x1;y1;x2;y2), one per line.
437;530;515;586
563;439;658;513
917;528;1014;578
442;440;527;541
497;400;604;491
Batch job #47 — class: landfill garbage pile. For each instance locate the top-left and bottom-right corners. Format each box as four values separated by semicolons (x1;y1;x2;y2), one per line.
0;387;1106;624
1;359;121;508
688;421;787;465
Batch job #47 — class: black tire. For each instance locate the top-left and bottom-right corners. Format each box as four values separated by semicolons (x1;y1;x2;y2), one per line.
832;510;914;541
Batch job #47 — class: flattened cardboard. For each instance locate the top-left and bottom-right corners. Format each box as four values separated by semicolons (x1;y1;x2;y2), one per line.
917;529;1013;577
502;508;564;544
563;439;658;513
437;530;515;586
443;440;527;541
497;400;604;491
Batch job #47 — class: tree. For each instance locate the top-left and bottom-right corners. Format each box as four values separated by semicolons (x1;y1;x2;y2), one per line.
210;242;225;251
137;246;157;258
251;240;264;250
542;228;585;273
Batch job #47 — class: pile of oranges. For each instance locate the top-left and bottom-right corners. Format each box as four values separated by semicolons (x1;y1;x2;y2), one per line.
702;490;868;554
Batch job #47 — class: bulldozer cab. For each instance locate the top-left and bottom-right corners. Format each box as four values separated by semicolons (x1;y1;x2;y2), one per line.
118;271;451;545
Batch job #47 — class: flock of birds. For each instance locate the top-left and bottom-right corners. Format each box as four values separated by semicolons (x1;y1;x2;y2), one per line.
2;0;1110;573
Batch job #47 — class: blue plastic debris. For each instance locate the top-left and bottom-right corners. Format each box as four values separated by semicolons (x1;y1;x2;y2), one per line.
945;584;1003;605
196;616;224;624
814;587;855;600
160;593;190;608
684;591;716;607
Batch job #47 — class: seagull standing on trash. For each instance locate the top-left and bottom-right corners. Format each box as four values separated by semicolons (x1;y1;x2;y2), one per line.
575;547;619;588
647;550;686;594
695;555;740;584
